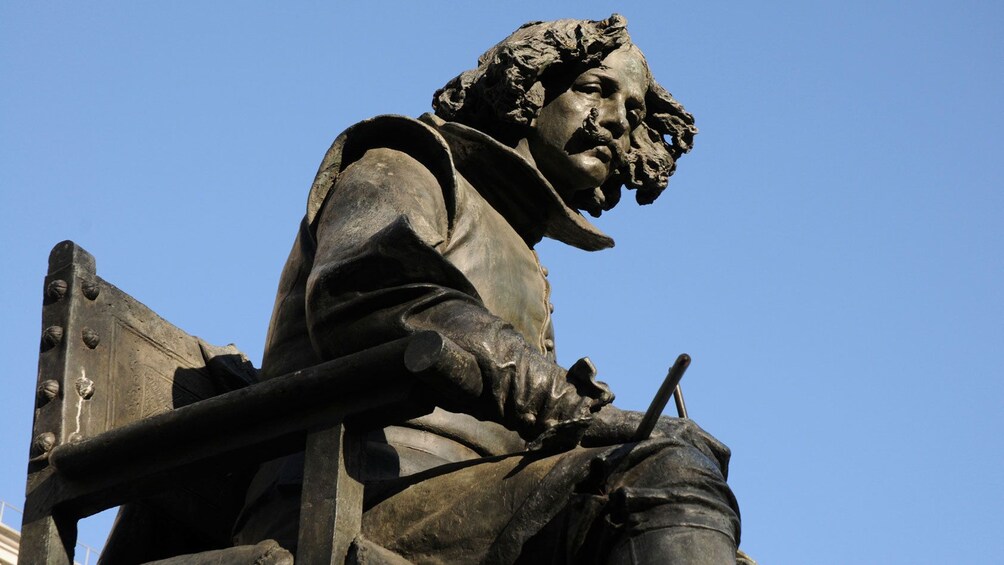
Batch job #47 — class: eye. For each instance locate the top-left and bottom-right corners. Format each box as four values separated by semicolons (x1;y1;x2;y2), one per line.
575;81;603;96
628;109;644;128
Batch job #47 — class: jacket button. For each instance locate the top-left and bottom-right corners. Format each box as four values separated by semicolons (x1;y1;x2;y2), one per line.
548;302;555;313
541;266;549;276
544;339;555;351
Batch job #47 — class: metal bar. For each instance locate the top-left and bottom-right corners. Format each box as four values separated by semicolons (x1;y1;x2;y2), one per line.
48;337;416;478
404;330;483;398
673;384;688;419
632;354;691;442
39;331;480;522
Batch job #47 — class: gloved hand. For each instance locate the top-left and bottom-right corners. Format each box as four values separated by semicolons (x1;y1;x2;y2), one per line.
580;405;732;473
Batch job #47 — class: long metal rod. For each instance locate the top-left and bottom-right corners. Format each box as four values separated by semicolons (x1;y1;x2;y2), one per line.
632;353;691;441
673;384;688;419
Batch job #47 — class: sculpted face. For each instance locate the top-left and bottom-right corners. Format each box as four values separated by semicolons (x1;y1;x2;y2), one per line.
522;45;651;204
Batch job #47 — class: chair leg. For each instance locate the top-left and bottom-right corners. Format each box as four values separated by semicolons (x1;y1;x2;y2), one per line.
19;510;77;565
297;422;364;565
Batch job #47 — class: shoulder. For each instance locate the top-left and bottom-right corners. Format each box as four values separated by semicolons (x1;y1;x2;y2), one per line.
306;115;458;227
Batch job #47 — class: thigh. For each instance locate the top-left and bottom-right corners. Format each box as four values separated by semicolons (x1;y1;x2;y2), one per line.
361;448;598;565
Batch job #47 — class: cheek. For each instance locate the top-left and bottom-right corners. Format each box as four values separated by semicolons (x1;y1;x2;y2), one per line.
535;114;571;148
535;96;588;147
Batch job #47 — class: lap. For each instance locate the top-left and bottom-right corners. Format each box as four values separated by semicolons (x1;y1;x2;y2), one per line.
361;435;736;564
234;434;737;564
362;447;599;564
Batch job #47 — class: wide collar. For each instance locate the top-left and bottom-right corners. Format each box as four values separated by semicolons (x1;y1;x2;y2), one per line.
419;113;614;252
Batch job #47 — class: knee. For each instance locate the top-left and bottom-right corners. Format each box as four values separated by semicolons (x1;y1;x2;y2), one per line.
604;439;741;546
647;417;732;479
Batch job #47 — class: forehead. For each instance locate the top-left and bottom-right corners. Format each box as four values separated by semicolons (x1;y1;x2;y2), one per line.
589;46;651;99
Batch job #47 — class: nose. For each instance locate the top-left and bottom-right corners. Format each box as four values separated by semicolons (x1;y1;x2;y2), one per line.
599;96;630;139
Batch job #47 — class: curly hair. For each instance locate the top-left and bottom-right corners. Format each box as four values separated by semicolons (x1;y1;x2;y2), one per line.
433;14;697;214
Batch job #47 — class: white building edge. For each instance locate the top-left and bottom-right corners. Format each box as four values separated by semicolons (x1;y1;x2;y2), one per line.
0;521;18;565
0;501;99;565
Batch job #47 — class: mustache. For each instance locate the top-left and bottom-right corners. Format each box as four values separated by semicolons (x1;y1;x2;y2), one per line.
581;108;612;144
579;108;624;163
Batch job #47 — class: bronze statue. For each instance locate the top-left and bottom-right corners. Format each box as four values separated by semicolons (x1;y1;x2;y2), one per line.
232;14;742;564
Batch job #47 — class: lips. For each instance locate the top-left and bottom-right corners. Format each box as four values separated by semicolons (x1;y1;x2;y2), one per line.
591;145;613;163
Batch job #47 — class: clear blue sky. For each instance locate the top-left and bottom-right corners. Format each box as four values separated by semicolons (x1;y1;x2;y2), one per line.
2;2;1002;563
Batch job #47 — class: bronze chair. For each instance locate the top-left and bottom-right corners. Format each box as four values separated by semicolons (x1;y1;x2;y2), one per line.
20;241;479;564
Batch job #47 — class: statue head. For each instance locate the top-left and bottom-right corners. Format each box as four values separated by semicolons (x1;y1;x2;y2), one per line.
433;14;697;216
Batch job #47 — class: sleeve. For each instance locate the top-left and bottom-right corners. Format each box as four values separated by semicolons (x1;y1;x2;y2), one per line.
304;146;612;440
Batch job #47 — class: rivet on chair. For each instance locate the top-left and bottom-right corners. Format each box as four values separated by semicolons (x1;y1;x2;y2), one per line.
81;328;100;349
46;279;68;300
81;280;100;300
41;326;64;350
31;432;56;458
76;376;95;400
37;380;60;404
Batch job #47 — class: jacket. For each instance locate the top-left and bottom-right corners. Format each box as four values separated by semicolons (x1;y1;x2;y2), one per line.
259;113;616;475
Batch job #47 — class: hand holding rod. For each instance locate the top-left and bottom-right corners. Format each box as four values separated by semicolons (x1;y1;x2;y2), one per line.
632;353;691;442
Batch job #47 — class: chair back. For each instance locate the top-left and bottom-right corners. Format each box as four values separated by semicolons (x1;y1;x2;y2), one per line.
22;241;246;564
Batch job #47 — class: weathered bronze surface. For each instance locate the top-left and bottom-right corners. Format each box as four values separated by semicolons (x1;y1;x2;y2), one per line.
23;14;747;565
21;242;484;564
234;14;742;564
